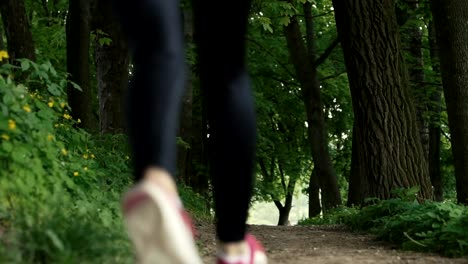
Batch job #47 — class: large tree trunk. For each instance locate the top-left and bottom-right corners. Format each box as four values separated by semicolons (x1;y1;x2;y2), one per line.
431;0;468;204
427;19;443;202
66;0;95;130
331;0;432;201
275;194;293;226
0;0;36;62
92;0;129;134
283;4;342;210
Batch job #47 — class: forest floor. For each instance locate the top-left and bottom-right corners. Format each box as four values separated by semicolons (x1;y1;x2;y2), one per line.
196;224;468;264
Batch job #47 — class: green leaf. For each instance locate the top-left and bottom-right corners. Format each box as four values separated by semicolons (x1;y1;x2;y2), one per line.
2;141;13;152
20;60;30;71
262;23;274;33
46;229;65;251
47;83;61;96
279;16;290;26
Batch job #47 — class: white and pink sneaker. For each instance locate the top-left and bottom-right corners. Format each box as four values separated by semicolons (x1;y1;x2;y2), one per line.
216;234;268;264
122;182;203;264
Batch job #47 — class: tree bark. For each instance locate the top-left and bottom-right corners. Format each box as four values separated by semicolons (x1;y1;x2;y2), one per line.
347;122;368;205
66;0;95;130
275;165;295;226
0;0;36;62
92;0;129;134
427;19;443;202
431;0;468;204
275;194;293;226
331;0;432;201
177;8;194;185
190;82;210;197
308;169;321;217
283;4;342;210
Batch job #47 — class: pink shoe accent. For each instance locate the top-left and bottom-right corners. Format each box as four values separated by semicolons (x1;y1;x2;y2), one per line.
180;208;199;238
217;234;268;264
123;186;198;238
121;183;203;264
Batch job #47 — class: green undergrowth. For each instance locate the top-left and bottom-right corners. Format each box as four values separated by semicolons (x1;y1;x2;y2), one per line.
0;59;210;263
299;189;468;258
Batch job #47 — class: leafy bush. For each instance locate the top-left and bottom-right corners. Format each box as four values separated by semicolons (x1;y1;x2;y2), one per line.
297;206;359;226
0;59;134;263
299;188;468;257
346;199;468;257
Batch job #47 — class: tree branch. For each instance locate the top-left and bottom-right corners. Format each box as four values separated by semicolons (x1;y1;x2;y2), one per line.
303;2;315;59
246;37;296;78
315;37;340;67
273;200;284;210
319;71;346;82
279;162;287;194
259;158;270;180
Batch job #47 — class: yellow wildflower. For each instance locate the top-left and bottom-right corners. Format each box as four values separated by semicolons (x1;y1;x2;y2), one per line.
47;134;54;141
73;171;79;177
84;167;88;171
77;118;81;124
0;50;9;61
61;148;68;156
1;134;10;141
23;105;31;113
54;123;59;128
8;119;16;130
60;102;66;108
91;154;95;159
83;154;89;159
48;102;54;108
63;113;71;120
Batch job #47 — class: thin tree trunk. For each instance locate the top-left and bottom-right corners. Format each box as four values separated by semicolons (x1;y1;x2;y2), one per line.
427;19;443;202
276;165;295;226
66;0;95;130
93;0;129;134
177;8;194;185
432;0;468;204
0;0;36;62
331;0;432;201
399;0;429;160
347;122;368;205
190;82;210;197
284;3;342;210
308;169;321;217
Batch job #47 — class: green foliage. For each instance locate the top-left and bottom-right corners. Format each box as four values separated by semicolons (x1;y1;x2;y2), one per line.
299;188;468;257
297;206;358;225
178;184;212;220
0;60;210;263
347;199;468;257
0;60;133;263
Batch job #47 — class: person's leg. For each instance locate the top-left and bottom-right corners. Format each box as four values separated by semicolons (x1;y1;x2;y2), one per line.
113;0;184;187
112;1;202;263
192;1;265;262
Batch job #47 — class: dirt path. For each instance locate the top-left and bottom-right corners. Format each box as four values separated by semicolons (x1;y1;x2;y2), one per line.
197;224;468;264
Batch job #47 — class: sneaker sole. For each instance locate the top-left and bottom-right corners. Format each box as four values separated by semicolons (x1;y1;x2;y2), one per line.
253;252;268;264
123;185;203;264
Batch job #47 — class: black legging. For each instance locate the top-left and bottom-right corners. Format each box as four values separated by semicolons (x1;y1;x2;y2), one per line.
112;0;256;243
